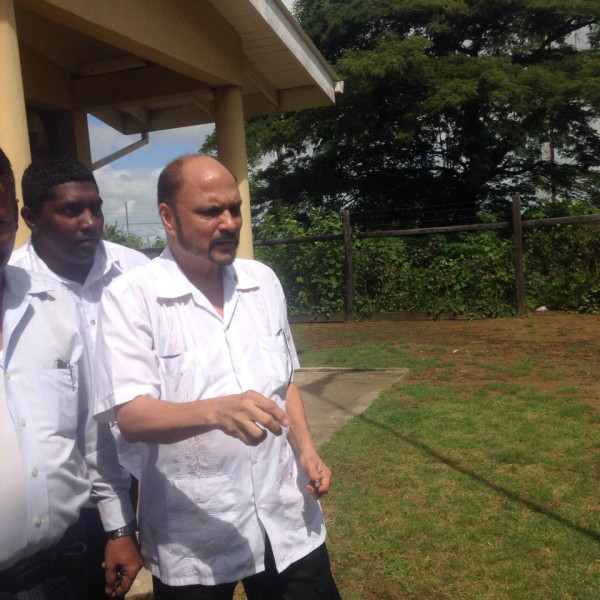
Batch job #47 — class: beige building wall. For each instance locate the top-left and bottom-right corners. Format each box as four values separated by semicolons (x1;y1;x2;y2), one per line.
0;0;31;246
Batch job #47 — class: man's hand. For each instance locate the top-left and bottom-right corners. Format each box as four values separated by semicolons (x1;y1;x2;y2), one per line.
214;390;289;445
103;536;143;598
299;451;333;499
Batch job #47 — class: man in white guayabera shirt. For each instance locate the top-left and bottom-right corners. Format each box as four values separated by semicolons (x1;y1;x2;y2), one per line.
0;149;142;600
94;155;341;600
9;156;149;599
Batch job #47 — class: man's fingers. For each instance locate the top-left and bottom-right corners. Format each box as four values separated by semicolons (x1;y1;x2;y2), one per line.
247;392;289;427
316;470;332;495
254;413;285;437
116;572;135;595
243;422;268;446
304;460;332;498
104;569;117;597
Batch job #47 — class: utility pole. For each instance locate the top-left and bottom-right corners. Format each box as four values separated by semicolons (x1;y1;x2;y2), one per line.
124;201;130;235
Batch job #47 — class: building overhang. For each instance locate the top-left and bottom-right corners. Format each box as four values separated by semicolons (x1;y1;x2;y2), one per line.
16;0;341;134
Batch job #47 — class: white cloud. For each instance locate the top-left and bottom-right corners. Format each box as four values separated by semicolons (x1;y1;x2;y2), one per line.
150;124;214;146
95;166;164;241
88;117;213;165
88;119;140;159
89;118;214;243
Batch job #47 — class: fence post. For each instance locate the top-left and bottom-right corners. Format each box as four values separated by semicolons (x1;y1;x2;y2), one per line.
512;194;526;316
342;209;355;322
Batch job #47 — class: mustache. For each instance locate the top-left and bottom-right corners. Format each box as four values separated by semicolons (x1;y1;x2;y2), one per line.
209;232;239;248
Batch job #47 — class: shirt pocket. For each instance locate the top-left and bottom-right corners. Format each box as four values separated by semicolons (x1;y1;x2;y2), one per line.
158;349;208;403
37;366;79;438
255;334;290;401
166;475;244;560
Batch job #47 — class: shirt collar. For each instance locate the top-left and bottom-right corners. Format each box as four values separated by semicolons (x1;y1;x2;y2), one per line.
154;247;259;299
86;240;122;284
3;264;57;297
25;239;119;288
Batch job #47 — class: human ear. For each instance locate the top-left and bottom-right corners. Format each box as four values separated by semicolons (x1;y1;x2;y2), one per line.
158;203;176;237
20;206;38;234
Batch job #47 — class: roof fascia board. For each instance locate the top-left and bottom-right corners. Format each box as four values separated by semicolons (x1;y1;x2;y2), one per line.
248;0;337;103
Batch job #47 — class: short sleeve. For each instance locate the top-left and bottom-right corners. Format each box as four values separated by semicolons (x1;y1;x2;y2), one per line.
94;278;160;422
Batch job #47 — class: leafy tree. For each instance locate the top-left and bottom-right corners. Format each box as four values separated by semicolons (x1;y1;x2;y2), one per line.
103;222;165;249
209;0;600;224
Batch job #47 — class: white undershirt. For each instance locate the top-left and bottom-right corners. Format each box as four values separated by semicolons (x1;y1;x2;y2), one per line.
0;349;28;548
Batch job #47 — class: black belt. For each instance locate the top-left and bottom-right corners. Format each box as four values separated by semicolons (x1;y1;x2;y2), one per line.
0;520;87;594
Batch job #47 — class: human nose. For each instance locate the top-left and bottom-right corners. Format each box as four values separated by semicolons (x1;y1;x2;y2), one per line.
219;210;240;231
80;208;102;230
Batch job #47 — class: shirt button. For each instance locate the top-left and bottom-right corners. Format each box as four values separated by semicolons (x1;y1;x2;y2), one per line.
34;518;42;527
32;469;38;478
90;320;96;326
20;419;26;427
4;373;10;380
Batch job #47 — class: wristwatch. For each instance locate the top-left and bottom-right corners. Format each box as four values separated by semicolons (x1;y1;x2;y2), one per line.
107;520;137;540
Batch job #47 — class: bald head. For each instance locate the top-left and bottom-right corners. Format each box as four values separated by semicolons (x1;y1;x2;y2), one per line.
157;154;237;209
157;154;243;271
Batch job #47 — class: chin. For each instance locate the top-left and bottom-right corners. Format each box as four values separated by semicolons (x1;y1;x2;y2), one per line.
210;251;236;266
72;248;98;264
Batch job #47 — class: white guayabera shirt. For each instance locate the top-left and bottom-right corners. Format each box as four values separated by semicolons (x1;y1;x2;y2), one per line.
10;239;150;479
0;266;133;569
94;249;326;586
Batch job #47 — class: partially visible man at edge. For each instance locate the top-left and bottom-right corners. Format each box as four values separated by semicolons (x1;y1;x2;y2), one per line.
9;155;149;599
0;148;142;599
94;155;341;599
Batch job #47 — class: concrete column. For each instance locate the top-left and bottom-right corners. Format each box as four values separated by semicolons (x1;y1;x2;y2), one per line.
213;85;253;259
0;0;31;247
73;110;92;168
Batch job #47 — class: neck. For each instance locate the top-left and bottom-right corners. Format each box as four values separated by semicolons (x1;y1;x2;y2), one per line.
172;248;226;317
32;240;93;285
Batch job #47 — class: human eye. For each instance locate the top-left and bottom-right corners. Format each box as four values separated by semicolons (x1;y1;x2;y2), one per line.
198;207;222;218
91;199;104;216
230;203;242;217
61;204;83;217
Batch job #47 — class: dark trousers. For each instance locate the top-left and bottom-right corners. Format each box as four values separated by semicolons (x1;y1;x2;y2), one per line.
153;537;341;600
0;519;88;600
80;507;107;600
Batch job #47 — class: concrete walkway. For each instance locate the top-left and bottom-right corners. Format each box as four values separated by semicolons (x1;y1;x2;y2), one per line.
127;368;407;598
294;368;408;445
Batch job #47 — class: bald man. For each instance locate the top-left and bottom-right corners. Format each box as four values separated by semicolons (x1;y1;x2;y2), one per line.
94;155;340;600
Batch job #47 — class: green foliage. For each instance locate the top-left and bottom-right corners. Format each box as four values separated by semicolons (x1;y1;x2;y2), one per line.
255;208;345;315
238;0;600;221
103;222;166;250
525;224;600;313
255;209;600;317
353;232;516;317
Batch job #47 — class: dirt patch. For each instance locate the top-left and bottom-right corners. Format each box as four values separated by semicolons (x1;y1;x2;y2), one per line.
292;313;600;407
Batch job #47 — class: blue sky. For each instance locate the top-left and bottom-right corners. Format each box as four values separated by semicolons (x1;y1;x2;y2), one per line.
90;117;214;241
91;0;295;243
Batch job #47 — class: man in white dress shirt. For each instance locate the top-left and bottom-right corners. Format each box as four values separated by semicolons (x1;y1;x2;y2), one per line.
9;156;149;599
95;155;341;599
0;148;142;599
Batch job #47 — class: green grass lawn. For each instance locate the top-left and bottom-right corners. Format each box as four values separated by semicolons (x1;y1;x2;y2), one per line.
292;316;600;600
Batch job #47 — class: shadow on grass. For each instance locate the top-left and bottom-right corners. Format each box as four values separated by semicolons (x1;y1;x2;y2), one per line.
313;376;600;543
